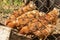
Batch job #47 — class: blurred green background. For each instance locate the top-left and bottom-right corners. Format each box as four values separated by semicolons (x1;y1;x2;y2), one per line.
0;0;23;14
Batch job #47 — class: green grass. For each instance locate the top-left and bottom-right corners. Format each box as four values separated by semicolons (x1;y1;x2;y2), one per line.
0;0;23;6
0;0;24;14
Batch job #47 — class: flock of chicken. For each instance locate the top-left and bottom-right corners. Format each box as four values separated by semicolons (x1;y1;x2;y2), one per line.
5;1;59;39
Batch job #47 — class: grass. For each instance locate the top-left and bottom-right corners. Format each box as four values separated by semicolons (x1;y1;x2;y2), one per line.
0;0;24;14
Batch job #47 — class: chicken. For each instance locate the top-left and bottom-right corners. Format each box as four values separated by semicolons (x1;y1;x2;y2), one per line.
22;1;36;12
5;7;59;39
33;24;55;38
19;26;30;34
16;10;40;26
5;1;36;26
7;21;16;28
18;9;58;38
45;8;59;24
